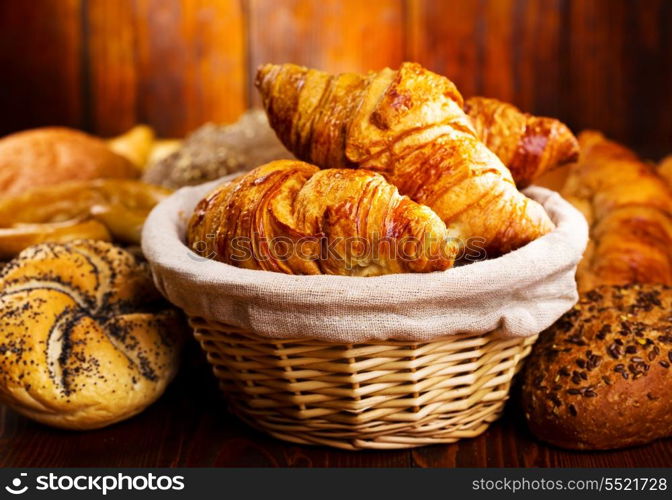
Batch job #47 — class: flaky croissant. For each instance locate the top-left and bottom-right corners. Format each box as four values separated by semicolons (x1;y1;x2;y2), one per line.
256;62;554;256
562;131;672;292
187;160;458;276
464;97;579;188
658;155;672;188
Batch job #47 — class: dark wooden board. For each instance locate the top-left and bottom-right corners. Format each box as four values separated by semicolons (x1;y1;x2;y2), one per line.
129;0;247;137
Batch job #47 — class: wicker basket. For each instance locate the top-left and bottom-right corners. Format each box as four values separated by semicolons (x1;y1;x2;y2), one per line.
190;317;536;450
142;179;588;450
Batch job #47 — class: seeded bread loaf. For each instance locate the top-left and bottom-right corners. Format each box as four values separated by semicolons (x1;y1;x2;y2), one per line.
0;240;185;430
142;110;294;189
521;283;672;450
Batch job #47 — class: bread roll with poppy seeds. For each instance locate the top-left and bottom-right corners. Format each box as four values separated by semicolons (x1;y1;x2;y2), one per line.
522;284;672;450
0;240;184;430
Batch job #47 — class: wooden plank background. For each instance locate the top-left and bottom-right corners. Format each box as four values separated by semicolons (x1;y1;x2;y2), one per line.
1;0;670;157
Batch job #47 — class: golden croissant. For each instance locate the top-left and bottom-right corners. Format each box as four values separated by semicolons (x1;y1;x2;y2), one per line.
562;131;672;292
256;62;554;256
658;154;672;188
464;97;579;188
187;160;459;276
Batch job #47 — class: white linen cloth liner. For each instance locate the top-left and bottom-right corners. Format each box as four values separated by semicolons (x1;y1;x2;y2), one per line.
142;176;589;343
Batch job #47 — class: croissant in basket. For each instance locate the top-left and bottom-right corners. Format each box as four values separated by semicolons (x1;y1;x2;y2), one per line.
464;97;579;188
187;160;459;276
256;62;554;256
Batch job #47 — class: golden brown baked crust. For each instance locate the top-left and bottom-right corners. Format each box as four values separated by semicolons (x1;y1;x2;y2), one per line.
562;131;672;292
658;155;672;188
187;160;458;276
256;62;554;257
464;97;579;188
0;127;139;197
0;240;184;430
106;125;155;169
522;284;672;450
0;179;171;258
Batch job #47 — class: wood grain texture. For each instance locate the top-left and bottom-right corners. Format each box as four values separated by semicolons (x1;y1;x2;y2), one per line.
131;0;247;137
0;342;671;467
0;0;670;156
406;0;484;99
247;0;405;105
408;0;672;159
512;0;564;117
86;0;139;135
564;0;628;151
408;0;564;108
0;0;84;135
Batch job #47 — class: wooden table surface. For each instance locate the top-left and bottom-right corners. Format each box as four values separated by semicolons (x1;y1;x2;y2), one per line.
1;341;670;468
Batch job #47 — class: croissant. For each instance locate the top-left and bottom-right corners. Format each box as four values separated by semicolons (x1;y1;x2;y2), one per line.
658;155;672;188
187;160;458;276
562;131;672;292
464;97;579;188
256;62;554;256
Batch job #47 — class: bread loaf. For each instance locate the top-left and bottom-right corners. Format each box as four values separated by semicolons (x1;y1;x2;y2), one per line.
522;283;672;450
0;240;184;430
0;127;139;196
0;179;171;258
562;131;672;293
143;110;294;189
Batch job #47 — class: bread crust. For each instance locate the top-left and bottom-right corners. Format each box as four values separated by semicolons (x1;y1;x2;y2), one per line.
0;240;183;430
186;160;458;275
256;62;554;257
0;127;138;196
464;97;579;188
522;284;672;450
0;179;171;258
562;131;672;292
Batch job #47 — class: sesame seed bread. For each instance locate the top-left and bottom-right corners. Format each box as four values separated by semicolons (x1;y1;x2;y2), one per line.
0;240;184;430
521;284;672;450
